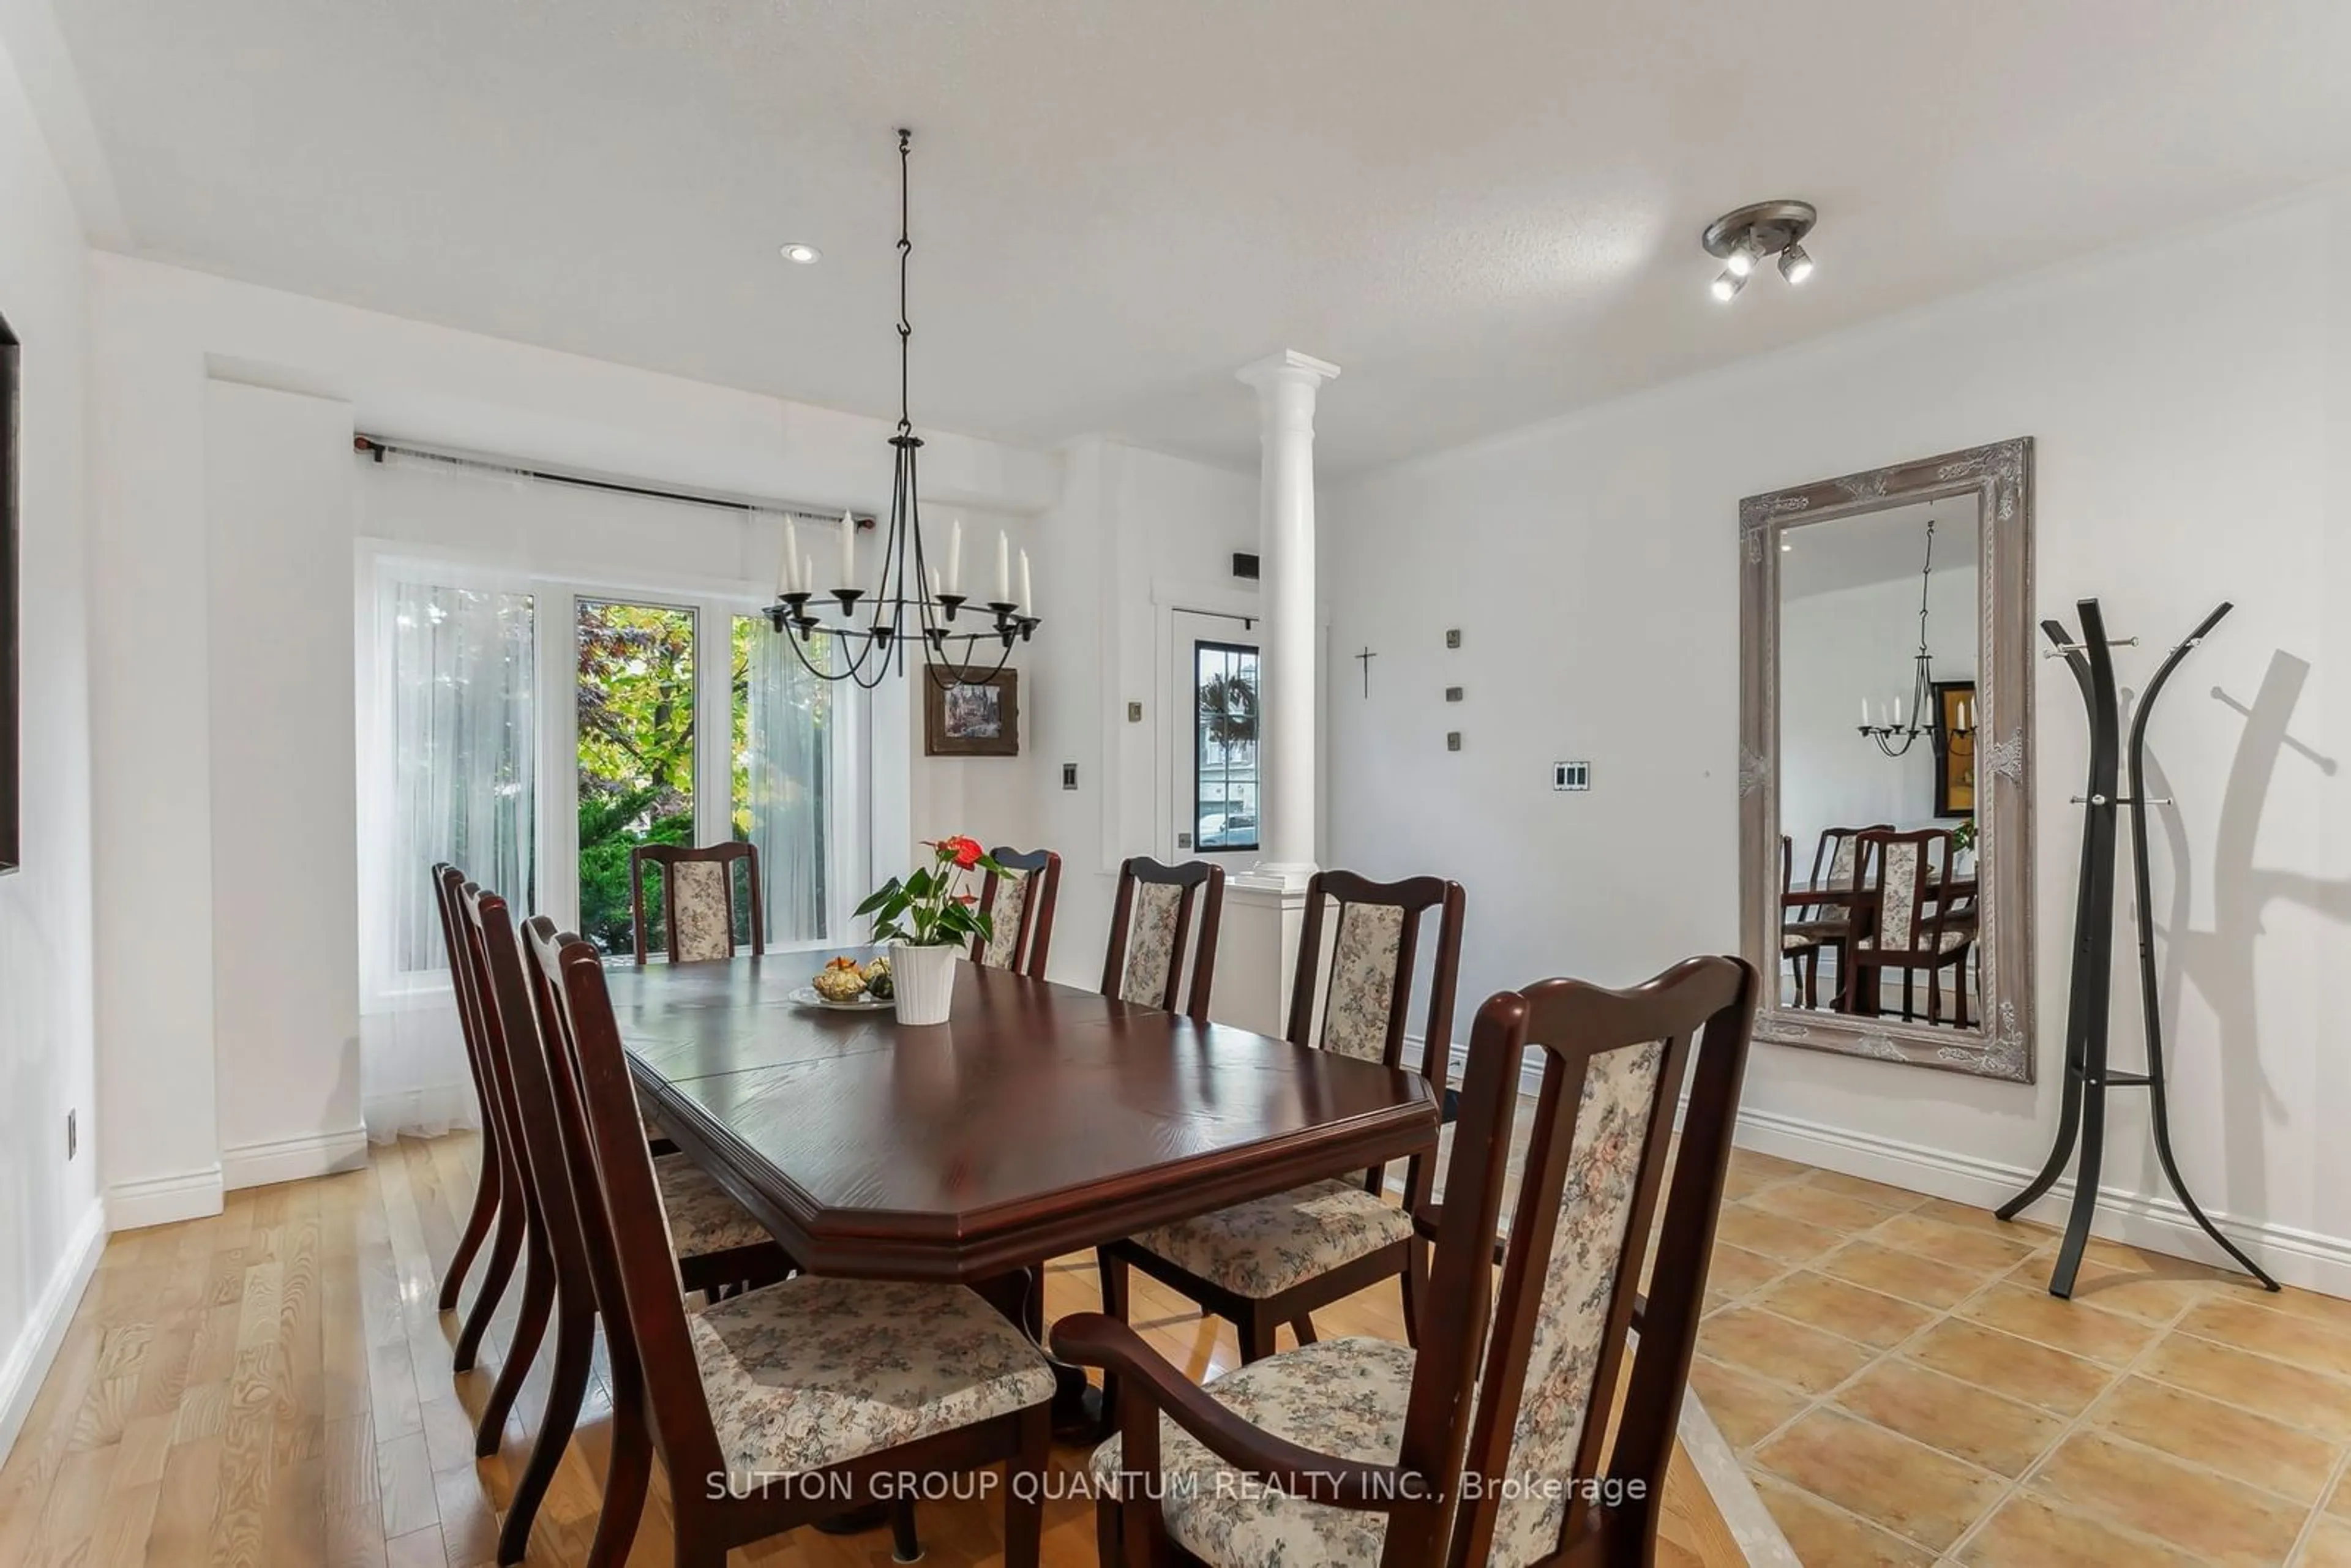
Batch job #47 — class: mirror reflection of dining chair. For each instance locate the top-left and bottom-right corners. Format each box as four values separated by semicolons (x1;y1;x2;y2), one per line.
1785;824;1888;1010
1779;834;1824;1007
1852;827;1975;1026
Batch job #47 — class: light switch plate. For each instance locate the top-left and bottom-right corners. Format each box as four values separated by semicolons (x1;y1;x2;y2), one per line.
1127;701;1144;723
1553;760;1592;791
1062;763;1078;790
1445;629;1462;650
1444;686;1463;702
1447;732;1462;752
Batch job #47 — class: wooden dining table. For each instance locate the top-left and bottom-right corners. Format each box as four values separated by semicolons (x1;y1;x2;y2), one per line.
605;948;1441;1430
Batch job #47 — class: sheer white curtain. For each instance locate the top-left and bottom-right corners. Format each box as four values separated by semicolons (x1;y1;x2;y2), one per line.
359;574;538;1140
742;604;834;946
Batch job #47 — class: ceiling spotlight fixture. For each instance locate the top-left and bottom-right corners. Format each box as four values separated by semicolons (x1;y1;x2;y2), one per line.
779;242;822;264
1701;200;1818;302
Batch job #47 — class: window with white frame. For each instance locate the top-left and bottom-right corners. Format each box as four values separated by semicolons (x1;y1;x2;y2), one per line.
360;559;863;996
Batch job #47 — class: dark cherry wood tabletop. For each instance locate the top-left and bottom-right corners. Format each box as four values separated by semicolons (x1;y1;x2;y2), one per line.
606;950;1441;1281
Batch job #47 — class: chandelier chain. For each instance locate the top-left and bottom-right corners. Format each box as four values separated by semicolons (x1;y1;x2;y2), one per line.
762;128;1040;687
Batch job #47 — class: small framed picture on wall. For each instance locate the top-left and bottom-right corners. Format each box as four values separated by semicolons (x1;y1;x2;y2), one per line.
924;668;1020;757
1932;679;1976;820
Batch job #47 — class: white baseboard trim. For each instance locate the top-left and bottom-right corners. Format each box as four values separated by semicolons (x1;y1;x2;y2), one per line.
222;1125;370;1193
1733;1104;2351;1299
0;1201;107;1469
105;1164;225;1231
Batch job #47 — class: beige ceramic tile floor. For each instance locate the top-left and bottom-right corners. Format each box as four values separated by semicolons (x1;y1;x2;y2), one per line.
1696;1147;2351;1566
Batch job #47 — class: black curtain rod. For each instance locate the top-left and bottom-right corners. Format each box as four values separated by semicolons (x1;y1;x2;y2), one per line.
351;435;874;528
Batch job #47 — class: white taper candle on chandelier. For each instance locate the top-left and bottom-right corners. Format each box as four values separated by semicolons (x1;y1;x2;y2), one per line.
947;517;963;596
995;529;1010;603
1019;549;1033;615
1860;697;1870;726
803;555;814;603
1894;696;1903;726
838;512;856;591
781;518;801;594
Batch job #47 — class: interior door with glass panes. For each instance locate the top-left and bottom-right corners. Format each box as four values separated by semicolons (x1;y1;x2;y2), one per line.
1167;610;1261;860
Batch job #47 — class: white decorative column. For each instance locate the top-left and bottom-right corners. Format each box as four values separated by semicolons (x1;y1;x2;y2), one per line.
1217;350;1340;1035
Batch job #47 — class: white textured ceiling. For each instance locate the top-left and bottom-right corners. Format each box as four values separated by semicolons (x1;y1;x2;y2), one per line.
50;0;2351;471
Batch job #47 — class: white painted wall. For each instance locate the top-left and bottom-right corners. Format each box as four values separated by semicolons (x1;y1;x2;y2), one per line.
1327;188;2351;1290
84;255;1060;1225
204;380;365;1185
0;24;102;1465
1025;437;1260;988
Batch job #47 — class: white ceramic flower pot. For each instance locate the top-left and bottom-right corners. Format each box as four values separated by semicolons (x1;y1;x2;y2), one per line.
891;941;959;1026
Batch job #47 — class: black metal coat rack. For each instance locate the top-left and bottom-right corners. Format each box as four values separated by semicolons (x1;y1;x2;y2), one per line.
1997;598;2278;1298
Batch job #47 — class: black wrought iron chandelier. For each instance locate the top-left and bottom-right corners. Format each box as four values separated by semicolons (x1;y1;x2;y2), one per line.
1857;516;1973;759
764;129;1037;688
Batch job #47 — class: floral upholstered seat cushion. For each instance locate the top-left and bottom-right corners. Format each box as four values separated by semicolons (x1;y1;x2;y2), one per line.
1130;1178;1414;1297
654;1153;776;1258
691;1275;1056;1479
1090;1335;1410;1567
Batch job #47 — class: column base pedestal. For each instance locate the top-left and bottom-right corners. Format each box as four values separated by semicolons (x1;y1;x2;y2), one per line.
1215;868;1313;1037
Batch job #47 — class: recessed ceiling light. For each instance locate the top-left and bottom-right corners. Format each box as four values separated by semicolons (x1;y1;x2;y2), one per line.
779;242;822;264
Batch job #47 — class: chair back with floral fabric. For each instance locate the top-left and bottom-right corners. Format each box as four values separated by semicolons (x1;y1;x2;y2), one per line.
1445;956;1758;1567
1855;827;1958;958
631;841;763;964
1100;857;1225;1021
1288;870;1465;1204
529;920;736;1491
970;846;1061;977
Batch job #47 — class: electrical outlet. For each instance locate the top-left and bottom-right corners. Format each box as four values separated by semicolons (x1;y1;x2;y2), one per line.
1447;732;1462;752
1127;701;1144;723
66;1109;77;1160
1553;760;1592;792
1061;762;1078;790
1444;629;1462;650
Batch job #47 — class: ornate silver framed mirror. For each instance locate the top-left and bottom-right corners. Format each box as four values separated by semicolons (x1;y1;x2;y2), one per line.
1738;438;2035;1081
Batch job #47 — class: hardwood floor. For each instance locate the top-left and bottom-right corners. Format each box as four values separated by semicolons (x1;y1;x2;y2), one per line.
0;1133;1747;1566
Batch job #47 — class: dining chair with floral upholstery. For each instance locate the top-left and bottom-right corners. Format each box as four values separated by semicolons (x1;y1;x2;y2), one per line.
1099;856;1226;1021
1098;871;1466;1367
1851;826;1974;1026
970;845;1062;978
1785;823;1891;1010
526;917;1056;1568
1057;953;1760;1568
631;841;763;964
429;863;525;1370
448;878;792;1488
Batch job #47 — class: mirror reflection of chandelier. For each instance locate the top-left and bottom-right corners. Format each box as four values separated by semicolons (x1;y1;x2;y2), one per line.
1858;516;1973;759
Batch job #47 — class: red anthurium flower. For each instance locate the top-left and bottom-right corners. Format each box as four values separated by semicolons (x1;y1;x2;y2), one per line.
945;836;984;869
